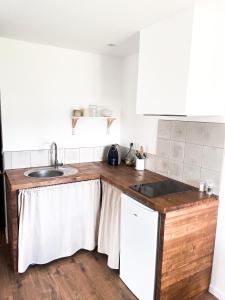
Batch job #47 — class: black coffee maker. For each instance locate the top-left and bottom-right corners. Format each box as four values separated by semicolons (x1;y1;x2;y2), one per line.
107;144;121;166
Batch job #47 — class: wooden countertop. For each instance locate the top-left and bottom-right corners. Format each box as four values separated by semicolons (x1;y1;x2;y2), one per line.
5;162;218;214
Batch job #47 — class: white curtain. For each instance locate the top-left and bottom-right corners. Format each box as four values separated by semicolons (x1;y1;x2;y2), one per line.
98;181;121;269
18;180;100;273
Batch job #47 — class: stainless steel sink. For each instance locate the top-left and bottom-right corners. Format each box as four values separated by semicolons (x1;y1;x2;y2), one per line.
27;169;64;178
24;167;78;179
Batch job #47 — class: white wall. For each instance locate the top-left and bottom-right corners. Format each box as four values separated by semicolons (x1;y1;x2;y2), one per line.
0;37;122;151
121;53;159;154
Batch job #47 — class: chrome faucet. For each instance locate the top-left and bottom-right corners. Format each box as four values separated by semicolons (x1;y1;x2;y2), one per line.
50;142;63;169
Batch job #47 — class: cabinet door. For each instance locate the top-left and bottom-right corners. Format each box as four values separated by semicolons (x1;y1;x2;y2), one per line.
136;9;194;115
120;194;158;300
186;0;225;116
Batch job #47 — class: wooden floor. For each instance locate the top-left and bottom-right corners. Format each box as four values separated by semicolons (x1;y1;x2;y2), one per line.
0;232;217;300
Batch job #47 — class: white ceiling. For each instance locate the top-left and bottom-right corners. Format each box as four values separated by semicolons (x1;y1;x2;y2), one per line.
0;0;195;56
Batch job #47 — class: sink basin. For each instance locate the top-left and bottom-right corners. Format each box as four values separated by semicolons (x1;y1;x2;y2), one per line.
24;167;78;179
27;169;64;178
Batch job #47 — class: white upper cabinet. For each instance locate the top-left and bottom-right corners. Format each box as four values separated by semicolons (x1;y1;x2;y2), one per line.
136;0;225;116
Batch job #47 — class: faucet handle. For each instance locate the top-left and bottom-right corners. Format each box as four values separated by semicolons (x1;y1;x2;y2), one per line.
55;161;63;168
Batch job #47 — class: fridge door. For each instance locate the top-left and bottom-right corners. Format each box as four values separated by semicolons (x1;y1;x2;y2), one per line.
120;193;158;300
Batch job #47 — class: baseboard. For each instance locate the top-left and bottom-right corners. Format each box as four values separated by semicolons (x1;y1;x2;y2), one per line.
210;284;225;300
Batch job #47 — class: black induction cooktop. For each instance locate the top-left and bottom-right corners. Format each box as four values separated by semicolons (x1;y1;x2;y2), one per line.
130;179;192;198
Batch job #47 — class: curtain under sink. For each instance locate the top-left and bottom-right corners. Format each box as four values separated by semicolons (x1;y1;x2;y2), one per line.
18;179;122;273
18;179;101;273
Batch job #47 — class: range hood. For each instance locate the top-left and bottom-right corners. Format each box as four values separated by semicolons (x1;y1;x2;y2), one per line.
136;0;225;117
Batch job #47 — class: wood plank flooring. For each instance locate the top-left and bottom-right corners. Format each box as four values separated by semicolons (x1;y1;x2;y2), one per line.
0;232;218;300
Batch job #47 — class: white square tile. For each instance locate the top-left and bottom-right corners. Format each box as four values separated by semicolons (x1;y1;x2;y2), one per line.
183;164;201;187
94;147;107;162
170;141;185;162
79;147;94;163
155;157;169;176
30;150;49;167
184;143;203;167
156;139;170;159
57;149;65;165
158;120;172;139
202;146;224;172
205;123;225;148
3;152;12;170
186;122;208;145
168;160;183;181
64;148;79;164
145;154;156;172
200;168;221;195
171;121;187;142
11;151;30;169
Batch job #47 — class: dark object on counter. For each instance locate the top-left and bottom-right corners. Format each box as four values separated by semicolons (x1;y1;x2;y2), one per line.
130;179;193;198
107;144;121;166
124;143;135;166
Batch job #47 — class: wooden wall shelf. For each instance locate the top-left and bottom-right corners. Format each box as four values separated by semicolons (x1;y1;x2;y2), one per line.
71;117;117;134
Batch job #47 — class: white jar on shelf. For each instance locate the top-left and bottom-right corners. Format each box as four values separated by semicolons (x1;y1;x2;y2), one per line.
88;105;97;117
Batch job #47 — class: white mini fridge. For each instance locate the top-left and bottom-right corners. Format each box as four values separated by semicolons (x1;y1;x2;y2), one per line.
120;193;159;300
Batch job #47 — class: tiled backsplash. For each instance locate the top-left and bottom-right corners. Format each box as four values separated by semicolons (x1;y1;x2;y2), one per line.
4;120;225;195
145;120;225;195
4;146;108;170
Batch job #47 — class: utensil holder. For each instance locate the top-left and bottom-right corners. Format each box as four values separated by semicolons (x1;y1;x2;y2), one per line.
135;158;145;171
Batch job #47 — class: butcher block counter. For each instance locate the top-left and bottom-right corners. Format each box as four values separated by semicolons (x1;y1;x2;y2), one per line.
5;162;219;300
6;161;218;213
